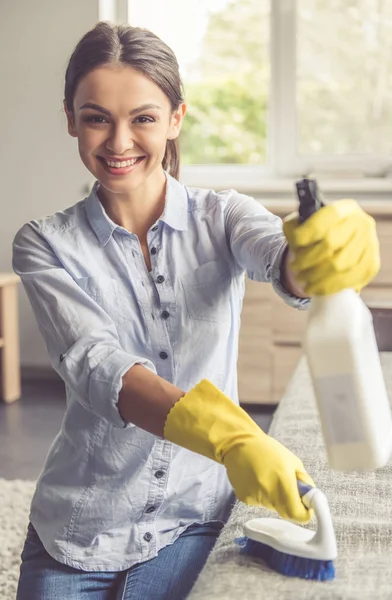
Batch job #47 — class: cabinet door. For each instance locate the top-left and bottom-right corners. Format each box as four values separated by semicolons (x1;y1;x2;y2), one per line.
238;348;273;404
272;345;303;403
238;279;273;404
272;295;308;346
373;221;392;285
361;285;392;351
361;285;392;306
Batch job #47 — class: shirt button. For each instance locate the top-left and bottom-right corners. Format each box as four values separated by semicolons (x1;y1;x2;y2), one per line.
159;351;168;360
144;532;153;542
161;310;170;319
59;354;65;362
155;470;165;479
151;225;158;232
146;506;156;513
156;275;165;283
150;247;157;255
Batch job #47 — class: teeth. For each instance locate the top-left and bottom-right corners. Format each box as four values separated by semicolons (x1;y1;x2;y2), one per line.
105;158;139;168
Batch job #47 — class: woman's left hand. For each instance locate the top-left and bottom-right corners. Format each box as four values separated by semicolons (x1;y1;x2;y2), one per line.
283;199;380;295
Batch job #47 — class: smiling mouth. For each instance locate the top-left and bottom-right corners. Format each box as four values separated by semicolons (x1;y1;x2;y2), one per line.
98;156;146;169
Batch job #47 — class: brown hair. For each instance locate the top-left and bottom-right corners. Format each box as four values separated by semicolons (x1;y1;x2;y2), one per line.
64;22;184;179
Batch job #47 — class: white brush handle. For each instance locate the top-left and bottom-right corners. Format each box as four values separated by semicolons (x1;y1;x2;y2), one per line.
242;480;337;561
297;480;337;559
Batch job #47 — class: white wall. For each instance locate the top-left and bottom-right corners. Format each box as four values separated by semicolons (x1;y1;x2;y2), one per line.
1;0;100;367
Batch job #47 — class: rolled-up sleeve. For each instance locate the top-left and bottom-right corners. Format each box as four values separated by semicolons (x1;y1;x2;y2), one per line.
224;191;309;309
13;222;157;428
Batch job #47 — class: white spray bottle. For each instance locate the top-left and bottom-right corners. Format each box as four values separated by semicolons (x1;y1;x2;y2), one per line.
297;178;392;470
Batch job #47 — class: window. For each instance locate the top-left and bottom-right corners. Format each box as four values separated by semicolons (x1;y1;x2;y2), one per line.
292;0;392;179
297;0;392;157
127;0;269;168
109;0;392;191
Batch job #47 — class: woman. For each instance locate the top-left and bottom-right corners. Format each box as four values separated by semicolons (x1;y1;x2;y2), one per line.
14;22;379;599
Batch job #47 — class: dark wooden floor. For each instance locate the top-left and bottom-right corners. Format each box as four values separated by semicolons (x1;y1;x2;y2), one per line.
0;377;275;480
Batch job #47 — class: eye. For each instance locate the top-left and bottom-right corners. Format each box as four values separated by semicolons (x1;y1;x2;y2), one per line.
84;115;109;124
133;115;156;125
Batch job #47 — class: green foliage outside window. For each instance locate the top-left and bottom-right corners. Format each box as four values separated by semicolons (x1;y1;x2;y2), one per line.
179;0;269;165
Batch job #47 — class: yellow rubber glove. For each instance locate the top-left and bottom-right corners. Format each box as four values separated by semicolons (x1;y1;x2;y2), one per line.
283;199;380;295
164;379;314;523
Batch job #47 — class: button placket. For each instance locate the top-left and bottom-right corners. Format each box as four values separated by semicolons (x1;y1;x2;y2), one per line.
138;442;170;559
127;239;153;307
148;224;159;267
150;270;175;372
152;439;172;479
139;524;156;560
143;229;176;378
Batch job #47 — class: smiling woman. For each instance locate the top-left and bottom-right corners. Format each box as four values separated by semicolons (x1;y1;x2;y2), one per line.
12;19;381;600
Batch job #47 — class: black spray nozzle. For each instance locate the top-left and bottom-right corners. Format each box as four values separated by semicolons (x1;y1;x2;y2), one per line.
296;177;324;224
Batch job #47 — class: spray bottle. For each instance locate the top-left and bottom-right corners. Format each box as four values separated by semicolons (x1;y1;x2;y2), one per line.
296;178;392;470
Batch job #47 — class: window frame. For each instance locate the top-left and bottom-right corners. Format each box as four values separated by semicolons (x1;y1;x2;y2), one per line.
110;0;392;197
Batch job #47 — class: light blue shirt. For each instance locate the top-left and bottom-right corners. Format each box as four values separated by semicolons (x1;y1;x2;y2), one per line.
12;173;309;571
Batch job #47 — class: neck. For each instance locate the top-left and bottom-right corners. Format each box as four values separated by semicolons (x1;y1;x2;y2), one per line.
97;169;166;239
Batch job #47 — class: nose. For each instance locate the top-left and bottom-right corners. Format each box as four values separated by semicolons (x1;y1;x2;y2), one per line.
105;122;134;155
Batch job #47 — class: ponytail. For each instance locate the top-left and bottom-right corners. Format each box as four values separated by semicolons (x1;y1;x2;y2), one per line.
163;139;180;180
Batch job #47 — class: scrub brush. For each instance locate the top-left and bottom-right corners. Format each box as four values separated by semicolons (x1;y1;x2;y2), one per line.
235;481;337;581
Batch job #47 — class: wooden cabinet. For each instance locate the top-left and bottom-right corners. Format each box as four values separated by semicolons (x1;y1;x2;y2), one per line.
373;219;392;285
237;204;392;405
237;279;272;403
0;274;21;403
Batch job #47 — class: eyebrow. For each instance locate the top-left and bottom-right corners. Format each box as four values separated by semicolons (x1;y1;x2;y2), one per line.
79;102;162;115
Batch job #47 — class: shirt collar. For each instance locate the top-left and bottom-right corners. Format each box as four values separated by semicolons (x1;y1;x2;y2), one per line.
86;172;188;246
160;172;188;232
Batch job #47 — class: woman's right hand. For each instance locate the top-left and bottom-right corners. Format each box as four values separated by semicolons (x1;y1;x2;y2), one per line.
222;430;314;522
164;379;314;523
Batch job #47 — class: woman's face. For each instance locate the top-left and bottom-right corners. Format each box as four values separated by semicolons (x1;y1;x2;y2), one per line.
65;64;185;196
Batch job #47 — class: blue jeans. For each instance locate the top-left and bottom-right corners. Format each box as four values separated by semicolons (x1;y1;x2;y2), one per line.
17;521;223;600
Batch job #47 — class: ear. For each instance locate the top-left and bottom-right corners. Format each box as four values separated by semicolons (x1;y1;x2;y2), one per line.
64;100;77;138
167;103;187;140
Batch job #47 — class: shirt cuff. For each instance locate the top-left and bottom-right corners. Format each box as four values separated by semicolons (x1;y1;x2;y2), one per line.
89;348;157;428
271;242;310;310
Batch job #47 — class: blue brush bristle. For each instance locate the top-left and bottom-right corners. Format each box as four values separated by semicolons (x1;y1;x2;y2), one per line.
235;537;335;581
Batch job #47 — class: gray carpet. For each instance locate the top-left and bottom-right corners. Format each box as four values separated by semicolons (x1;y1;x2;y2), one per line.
0;479;35;600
